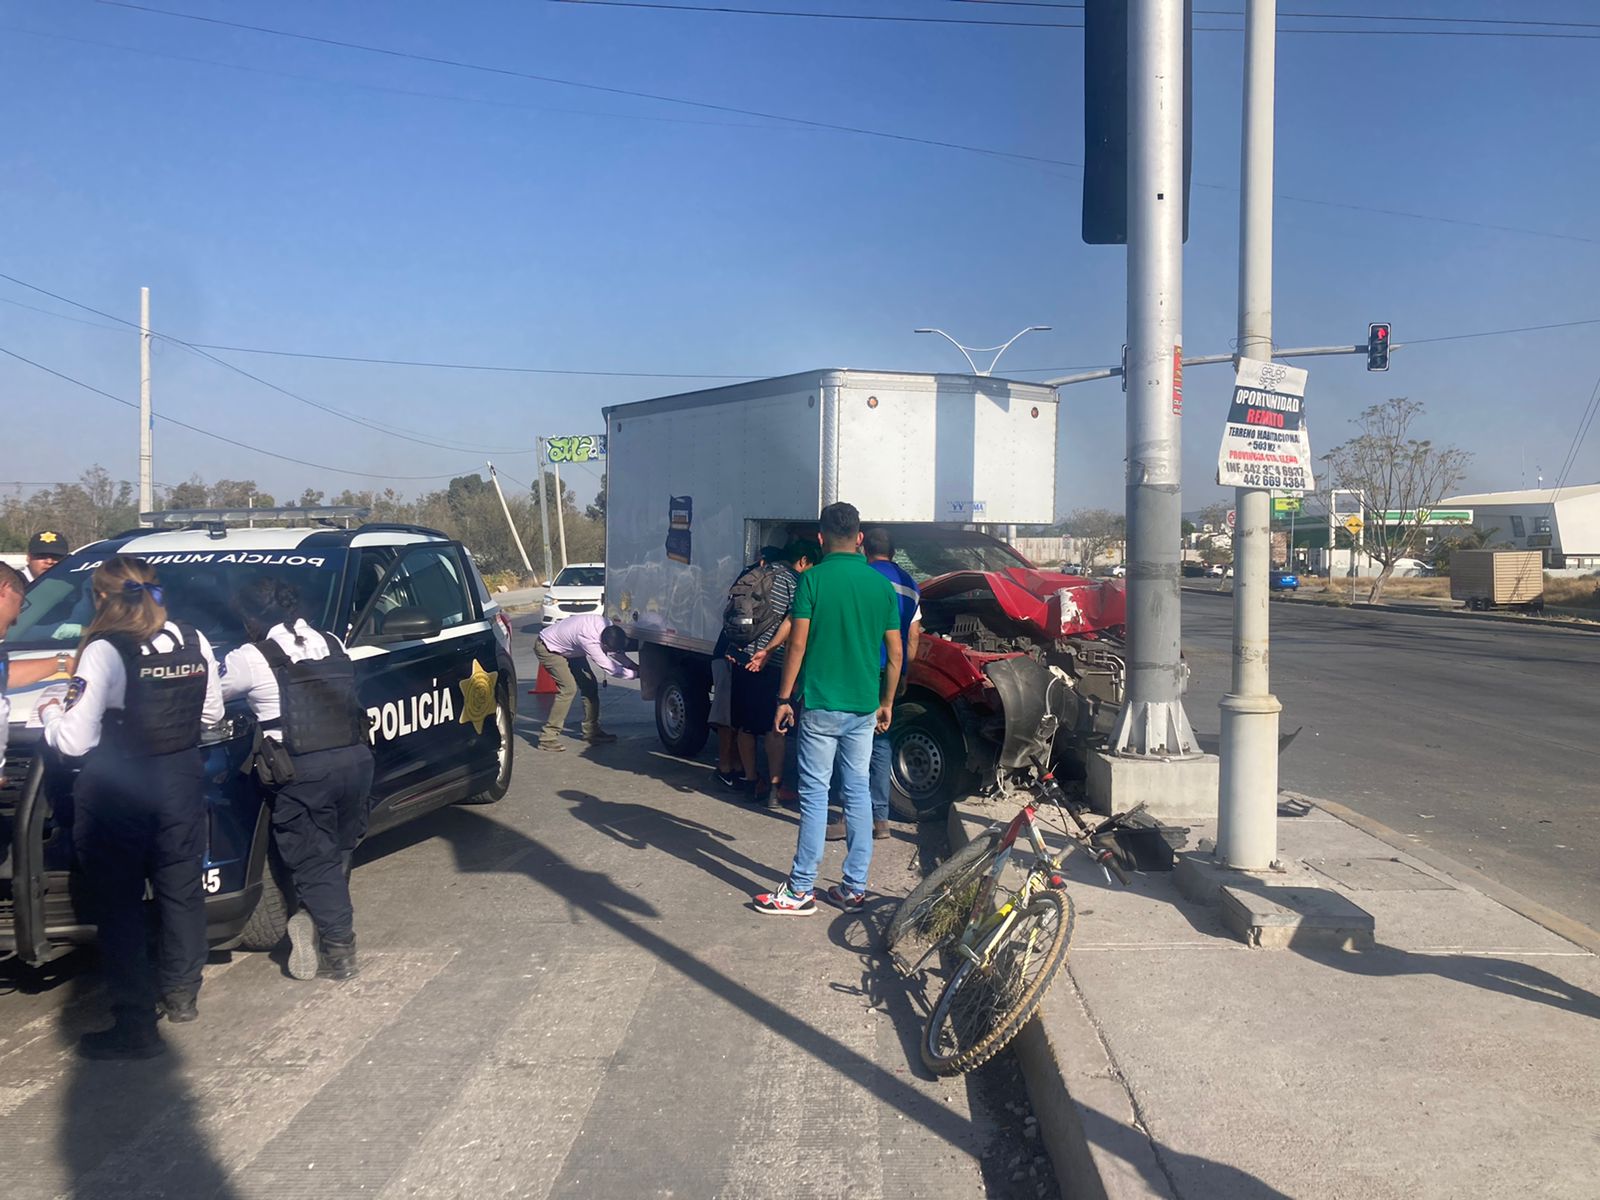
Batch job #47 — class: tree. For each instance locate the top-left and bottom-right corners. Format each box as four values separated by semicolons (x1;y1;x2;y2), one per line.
1321;398;1470;603
1059;507;1126;569
585;470;607;523
165;476;210;510
1181;518;1195;538
296;487;325;508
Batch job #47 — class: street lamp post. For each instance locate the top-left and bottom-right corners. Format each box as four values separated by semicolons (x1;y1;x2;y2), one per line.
914;326;1051;376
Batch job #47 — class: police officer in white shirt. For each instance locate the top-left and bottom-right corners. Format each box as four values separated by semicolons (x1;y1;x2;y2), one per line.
222;577;374;983
37;555;222;1060
0;563;75;773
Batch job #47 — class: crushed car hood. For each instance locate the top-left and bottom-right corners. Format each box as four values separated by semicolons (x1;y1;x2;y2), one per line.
918;568;1126;638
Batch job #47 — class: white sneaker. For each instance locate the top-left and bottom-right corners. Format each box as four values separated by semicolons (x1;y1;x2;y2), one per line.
286;910;319;981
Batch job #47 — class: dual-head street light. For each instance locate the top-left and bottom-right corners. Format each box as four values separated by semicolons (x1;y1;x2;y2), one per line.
915;325;1052;376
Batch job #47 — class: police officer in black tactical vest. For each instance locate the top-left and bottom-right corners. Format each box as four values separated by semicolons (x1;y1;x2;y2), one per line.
222;577;375;984
38;555;224;1060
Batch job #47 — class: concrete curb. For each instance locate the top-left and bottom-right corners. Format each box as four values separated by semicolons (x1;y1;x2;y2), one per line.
1179;585;1600;633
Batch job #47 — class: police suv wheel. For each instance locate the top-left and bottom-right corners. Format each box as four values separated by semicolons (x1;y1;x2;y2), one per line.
462;684;514;805
239;853;293;952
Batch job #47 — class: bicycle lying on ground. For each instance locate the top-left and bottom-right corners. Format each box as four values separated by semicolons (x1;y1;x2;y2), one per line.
885;770;1142;1076
883;653;1149;1075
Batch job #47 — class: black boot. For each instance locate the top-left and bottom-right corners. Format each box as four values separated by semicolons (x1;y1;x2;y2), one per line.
79;1015;165;1060
317;939;359;981
158;990;199;1023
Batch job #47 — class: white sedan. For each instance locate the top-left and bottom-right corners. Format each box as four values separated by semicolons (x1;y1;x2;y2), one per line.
541;562;606;624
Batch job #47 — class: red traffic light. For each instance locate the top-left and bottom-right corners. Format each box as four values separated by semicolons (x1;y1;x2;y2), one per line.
1376;327;1387;339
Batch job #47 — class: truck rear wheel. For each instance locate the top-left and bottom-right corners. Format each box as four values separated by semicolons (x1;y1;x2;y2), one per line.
889;700;973;823
656;666;710;758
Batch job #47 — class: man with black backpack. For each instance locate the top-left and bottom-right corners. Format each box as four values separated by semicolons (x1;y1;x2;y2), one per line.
719;541;812;805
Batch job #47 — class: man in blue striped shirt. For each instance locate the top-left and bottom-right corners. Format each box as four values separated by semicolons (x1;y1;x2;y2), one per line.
828;527;921;840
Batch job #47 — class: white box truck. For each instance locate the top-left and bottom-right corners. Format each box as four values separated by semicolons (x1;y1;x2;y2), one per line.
601;371;1139;825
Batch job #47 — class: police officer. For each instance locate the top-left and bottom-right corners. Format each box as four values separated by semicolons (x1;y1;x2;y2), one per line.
221;577;374;983
37;554;222;1060
21;529;68;583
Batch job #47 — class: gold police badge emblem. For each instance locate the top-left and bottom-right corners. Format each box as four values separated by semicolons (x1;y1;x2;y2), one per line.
457;659;500;734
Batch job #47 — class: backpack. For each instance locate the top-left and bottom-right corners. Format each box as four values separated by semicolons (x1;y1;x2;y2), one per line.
722;561;782;648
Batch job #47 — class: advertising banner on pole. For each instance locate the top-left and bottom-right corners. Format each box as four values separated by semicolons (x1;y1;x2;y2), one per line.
1216;357;1313;493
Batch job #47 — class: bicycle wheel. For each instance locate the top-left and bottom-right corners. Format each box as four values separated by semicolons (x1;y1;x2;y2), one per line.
921;886;1074;1076
885;827;1003;969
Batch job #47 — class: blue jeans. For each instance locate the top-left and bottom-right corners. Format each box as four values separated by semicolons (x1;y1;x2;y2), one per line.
870;732;891;823
789;708;875;895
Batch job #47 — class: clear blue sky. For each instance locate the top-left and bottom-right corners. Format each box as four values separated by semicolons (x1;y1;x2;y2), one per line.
3;0;1597;513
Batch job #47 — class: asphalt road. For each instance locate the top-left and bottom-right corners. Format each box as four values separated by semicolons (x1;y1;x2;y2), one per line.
2;626;1053;1200
1181;593;1600;931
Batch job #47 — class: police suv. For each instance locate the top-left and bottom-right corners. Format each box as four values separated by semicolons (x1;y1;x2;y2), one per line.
1;509;517;966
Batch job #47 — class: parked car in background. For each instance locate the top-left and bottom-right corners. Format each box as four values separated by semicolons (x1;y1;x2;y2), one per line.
541;562;606;624
1207;563;1226;578
1269;567;1300;591
1390;557;1434;578
1182;562;1208;578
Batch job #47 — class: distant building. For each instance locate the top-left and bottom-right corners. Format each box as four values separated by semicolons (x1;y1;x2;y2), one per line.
1440;483;1600;569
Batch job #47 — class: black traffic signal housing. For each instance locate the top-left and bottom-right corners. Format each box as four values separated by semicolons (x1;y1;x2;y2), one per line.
1082;0;1192;245
1367;322;1391;371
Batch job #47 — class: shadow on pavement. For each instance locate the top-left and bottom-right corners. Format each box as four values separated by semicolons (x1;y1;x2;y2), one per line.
1299;943;1600;1020
1078;1104;1296;1200
51;960;238;1199
557;787;781;894
417;805;982;1153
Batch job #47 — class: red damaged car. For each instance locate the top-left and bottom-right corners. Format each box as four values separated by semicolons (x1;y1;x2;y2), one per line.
878;525;1128;821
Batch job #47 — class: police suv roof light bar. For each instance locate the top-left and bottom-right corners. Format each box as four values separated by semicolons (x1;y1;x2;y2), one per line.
139;506;373;528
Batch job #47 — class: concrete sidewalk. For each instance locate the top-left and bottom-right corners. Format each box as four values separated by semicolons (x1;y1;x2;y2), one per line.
951;793;1600;1200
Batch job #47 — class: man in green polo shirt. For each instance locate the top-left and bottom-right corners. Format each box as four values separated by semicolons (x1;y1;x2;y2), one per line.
753;502;902;916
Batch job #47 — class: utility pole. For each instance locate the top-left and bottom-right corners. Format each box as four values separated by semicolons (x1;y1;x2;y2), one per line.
534;437;555;584
487;461;534;574
1107;0;1199;761
1217;0;1281;870
551;458;569;571
139;287;153;519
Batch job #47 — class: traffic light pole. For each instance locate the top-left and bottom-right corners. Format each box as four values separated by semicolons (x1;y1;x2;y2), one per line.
1217;0;1280;870
1109;0;1200;760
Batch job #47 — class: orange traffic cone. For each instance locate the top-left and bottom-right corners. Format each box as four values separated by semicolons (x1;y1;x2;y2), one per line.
530;664;560;695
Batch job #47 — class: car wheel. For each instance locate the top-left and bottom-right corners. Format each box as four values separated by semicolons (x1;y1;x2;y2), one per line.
461;682;514;805
655;665;710;757
889;700;974;823
238;851;293;952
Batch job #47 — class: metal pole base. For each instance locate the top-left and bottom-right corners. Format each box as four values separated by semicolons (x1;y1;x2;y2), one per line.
1216;691;1282;869
1108;697;1203;759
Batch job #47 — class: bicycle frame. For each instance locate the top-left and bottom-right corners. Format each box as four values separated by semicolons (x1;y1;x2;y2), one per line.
953;804;1063;971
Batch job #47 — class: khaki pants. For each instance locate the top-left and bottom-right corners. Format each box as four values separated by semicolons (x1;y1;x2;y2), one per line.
536;639;601;745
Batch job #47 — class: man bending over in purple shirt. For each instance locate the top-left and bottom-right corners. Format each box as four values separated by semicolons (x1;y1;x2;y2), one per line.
536;613;638;750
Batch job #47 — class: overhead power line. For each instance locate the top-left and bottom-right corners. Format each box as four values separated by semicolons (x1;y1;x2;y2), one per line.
85;2;1594;244
556;0;1600;38
0;271;535;455
1551;374;1600;496
942;0;1600;31
0;344;482;481
89;1;1071;170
